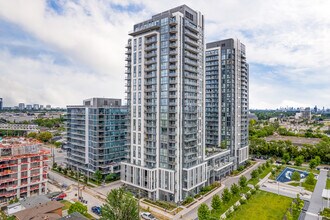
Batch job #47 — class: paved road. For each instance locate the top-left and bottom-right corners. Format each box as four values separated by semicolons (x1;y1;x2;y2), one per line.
305;169;328;220
94;180;123;196
48;170;76;186
177;162;263;220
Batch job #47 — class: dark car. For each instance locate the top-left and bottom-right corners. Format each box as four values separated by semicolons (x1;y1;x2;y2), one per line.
91;206;101;215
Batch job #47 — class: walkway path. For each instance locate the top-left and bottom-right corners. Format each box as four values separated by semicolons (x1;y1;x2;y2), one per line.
305;169;328;220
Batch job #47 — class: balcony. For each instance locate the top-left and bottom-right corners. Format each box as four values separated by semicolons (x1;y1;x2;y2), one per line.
184;29;198;40
184;44;198;54
145;45;157;51
185;37;199;47
145;38;157;44
169;42;177;48
169;35;177;41
169;18;177;26
145;52;157;58
169;65;177;70
185;21;199;33
145;59;157;65
169;50;177;55
169;27;177;33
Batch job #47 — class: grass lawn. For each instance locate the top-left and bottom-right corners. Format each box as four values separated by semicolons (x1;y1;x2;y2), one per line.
326;178;330;190
60;200;72;210
288;181;315;192
286;165;320;174
227;191;292;220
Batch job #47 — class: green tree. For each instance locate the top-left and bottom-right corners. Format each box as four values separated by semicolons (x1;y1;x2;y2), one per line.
211;194;221;211
0;210;15;220
251;170;259;179
52;162;57;169
37;131;52;142
291;171;301;182
294;156;304;166
282;153;290;164
239;176;248;188
101;188;139;220
68;202;88;216
27;132;37;138
105;173;118;182
198;203;210;220
305;173;316;185
54;142;61;148
94;170;103;184
222;188;232;203
230;183;240;195
314;156;321;166
309;159;317;169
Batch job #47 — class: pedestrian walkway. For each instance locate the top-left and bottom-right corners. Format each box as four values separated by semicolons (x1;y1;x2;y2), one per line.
305;169;328;220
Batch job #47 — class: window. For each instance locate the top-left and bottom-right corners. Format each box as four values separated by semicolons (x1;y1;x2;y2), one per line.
185;11;194;20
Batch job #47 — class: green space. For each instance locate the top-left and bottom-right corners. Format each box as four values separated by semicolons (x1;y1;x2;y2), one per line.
326;178;330;190
248;164;273;186
208;186;250;219
288;182;316;192
227;191;292;220
286;165;320;174
60;200;72;210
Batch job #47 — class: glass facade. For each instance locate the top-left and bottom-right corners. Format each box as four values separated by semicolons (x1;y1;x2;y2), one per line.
66;99;127;178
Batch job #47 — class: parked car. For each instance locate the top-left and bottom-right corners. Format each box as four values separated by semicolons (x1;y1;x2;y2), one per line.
141;212;157;220
57;193;67;199
91;206;101;215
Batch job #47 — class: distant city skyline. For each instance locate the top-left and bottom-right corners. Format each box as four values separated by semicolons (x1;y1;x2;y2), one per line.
0;0;329;109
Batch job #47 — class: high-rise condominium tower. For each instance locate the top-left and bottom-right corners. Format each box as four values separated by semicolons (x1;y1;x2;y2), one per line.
204;39;249;174
122;5;205;202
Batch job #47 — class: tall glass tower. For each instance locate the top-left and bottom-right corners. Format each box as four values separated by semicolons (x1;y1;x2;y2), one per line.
122;5;205;202
204;39;249;180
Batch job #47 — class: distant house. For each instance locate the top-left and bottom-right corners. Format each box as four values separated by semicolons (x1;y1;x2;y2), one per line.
13;201;64;220
7;195;50;215
58;212;89;220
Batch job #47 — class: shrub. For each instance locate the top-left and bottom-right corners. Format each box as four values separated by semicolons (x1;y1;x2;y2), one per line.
239;198;247;205
211;194;222;211
251;189;256;195
245;193;251;200
255;185;260;190
231;183;240;195
238;165;245;172
183;196;194;206
239;176;248;188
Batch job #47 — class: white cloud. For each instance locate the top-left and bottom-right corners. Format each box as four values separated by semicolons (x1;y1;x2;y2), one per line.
0;0;329;108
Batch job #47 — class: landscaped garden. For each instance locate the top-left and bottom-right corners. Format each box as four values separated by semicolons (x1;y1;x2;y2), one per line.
247;160;273;186
226;191;292;220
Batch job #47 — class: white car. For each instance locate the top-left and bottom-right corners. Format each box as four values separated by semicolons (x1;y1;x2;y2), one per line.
140;212;157;220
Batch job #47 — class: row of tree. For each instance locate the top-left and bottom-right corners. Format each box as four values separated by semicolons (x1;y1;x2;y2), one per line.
250;137;330;163
197;175;250;220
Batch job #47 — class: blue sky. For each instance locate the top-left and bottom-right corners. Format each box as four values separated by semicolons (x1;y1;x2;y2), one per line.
0;0;329;109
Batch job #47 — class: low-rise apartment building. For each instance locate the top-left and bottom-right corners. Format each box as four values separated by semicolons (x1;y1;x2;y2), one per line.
0;137;50;206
